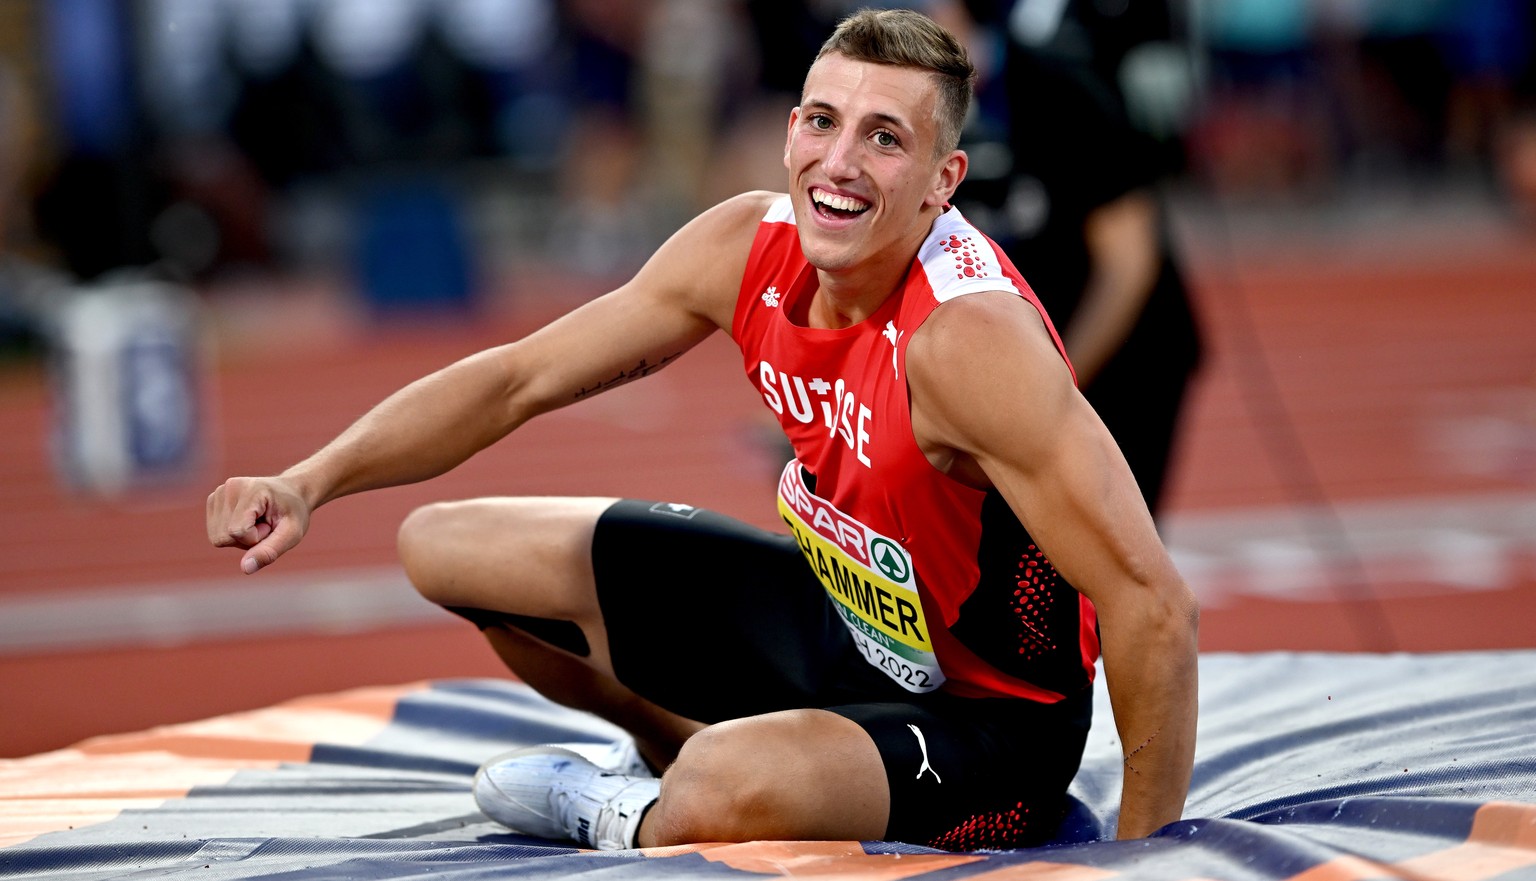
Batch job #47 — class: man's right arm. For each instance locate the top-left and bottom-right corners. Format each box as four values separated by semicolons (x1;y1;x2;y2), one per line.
206;192;773;574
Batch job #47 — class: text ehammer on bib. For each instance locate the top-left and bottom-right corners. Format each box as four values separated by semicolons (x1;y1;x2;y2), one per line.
777;462;945;693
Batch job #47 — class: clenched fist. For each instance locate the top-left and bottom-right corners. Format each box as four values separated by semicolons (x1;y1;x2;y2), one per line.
206;476;312;574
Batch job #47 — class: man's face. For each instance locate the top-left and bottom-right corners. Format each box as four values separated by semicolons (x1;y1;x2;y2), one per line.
785;53;962;276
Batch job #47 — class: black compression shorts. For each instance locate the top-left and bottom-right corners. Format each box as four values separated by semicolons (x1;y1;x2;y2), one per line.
583;499;1093;850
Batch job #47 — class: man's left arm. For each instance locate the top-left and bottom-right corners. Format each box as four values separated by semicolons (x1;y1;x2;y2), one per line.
907;291;1198;839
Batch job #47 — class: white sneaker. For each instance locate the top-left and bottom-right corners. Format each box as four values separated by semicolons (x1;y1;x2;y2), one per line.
560;738;654;778
474;746;661;849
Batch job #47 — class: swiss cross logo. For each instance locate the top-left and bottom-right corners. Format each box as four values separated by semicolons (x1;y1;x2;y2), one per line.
942;234;991;280
762;286;781;307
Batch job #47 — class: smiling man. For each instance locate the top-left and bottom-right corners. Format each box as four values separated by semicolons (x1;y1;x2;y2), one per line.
206;9;1197;852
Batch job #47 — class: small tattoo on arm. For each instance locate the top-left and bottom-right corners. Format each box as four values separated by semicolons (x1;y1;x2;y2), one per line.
574;352;683;400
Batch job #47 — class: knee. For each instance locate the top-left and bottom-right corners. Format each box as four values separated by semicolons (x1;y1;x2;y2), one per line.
644;724;781;846
397;502;459;604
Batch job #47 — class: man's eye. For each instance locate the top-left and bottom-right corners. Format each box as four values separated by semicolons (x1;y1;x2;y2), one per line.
810;115;833;130
874;131;898;148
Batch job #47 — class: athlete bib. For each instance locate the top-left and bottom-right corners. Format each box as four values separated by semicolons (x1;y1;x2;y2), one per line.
776;461;945;693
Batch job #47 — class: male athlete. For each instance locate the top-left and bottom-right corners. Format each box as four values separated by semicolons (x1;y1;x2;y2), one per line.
207;9;1197;852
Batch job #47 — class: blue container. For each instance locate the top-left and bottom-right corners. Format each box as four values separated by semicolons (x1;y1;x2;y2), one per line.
356;180;475;315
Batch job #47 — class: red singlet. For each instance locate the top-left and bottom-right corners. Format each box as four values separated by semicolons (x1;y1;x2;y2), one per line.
732;196;1100;703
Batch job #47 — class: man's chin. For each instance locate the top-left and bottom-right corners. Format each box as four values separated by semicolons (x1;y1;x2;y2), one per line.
797;231;863;273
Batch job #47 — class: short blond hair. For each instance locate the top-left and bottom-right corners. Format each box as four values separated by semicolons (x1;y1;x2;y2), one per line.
812;8;976;154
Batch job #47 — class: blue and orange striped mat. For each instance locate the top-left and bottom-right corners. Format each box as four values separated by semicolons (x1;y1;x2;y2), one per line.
3;652;1533;880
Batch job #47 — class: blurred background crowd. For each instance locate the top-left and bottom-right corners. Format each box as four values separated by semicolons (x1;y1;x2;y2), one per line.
0;0;1533;339
2;0;1534;512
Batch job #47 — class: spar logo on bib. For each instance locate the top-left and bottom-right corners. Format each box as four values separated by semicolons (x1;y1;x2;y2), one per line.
870;537;909;583
776;462;944;693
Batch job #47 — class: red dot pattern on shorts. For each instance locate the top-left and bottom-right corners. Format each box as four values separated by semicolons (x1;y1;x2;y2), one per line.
941;234;991;280
1013;544;1061;661
927;801;1033;851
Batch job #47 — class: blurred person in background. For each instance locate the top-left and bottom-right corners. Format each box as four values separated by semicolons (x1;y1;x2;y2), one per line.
30;0;168;283
0;57;62;356
705;0;848;200
1499;9;1536;222
548;0;654;271
944;0;1202;517
1312;0;1462;186
1184;0;1331;193
1434;0;1536;217
0;61;26;252
551;0;742;272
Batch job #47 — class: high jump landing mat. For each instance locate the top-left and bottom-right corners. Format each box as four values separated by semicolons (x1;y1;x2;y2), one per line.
2;650;1533;880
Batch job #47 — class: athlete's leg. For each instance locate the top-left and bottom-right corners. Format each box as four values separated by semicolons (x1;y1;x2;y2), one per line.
397;496;703;767
639;708;890;846
409;497;894;845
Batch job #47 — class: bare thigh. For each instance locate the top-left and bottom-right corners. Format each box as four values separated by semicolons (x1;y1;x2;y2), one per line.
398;496;620;672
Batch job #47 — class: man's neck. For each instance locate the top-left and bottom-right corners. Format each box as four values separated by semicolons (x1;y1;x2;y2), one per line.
808;272;896;329
806;213;936;329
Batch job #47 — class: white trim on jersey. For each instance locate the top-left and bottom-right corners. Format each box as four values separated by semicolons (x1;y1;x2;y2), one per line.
764;194;797;225
918;208;1021;303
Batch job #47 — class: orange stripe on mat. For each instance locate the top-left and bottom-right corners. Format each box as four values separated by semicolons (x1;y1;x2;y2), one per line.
1263;801;1536;881
644;842;1110;880
959;859;1120;880
0;681;423;848
694;840;983;878
1394;802;1536;881
1277;855;1401;881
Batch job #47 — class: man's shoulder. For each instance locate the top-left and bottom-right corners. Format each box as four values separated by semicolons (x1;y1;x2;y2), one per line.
908;292;1067;382
904;291;1076;453
706;191;790;230
630;192;789;328
911;290;1027;344
666;192;788;263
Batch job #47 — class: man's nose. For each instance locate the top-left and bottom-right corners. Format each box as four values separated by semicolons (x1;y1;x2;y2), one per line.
822;130;859;179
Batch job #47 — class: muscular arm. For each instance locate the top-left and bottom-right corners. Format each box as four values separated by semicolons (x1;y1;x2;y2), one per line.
907;291;1198;839
208;193;770;573
1064;190;1161;385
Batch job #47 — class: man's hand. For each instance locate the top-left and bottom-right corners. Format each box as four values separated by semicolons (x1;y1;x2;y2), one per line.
206;476;312;574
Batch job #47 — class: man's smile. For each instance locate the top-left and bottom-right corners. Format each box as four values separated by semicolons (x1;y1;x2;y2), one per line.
810;186;871;221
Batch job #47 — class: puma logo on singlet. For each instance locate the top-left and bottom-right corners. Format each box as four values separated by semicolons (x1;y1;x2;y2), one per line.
883;321;902;378
908;724;942;783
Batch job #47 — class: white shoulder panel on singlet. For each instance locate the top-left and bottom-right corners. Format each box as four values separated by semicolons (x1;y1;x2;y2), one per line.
917;209;1021;303
763;194;796;225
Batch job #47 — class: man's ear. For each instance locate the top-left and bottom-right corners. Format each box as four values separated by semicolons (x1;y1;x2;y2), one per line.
925;149;968;208
784;106;800;169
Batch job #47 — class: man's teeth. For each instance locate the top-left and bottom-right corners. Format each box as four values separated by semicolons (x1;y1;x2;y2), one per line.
814;190;868;213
